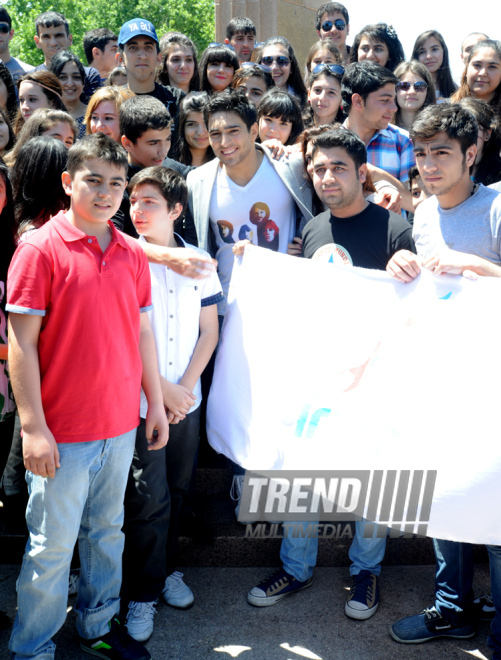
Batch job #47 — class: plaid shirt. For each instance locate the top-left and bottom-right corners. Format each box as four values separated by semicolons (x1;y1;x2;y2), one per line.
344;121;415;183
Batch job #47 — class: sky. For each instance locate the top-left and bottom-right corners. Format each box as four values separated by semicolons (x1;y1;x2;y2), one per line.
345;1;496;83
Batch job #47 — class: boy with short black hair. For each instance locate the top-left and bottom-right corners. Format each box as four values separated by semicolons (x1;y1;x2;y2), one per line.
315;2;350;63
120;95;173;170
83;28;118;83
33;10;101;102
7;132;168;660
224;17;256;65
122;166;222;642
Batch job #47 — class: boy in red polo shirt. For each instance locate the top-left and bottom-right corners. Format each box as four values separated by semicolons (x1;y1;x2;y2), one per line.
6;133;168;660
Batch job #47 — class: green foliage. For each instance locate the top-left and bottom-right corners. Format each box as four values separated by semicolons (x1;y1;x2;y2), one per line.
5;0;215;66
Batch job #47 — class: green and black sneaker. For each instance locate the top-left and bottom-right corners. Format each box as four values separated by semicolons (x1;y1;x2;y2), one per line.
80;616;151;660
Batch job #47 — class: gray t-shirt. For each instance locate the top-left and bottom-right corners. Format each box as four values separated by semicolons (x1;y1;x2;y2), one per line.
3;56;34;83
413;184;501;265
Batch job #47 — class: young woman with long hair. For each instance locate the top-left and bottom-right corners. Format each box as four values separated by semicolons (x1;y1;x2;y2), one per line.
452;40;501;119
231;64;275;106
174;92;214;167
412;30;456;100
14;71;66;134
157;34;200;93
258;36;308;107
199;44;239;93
393;61;436;131
85;85;134;143
349;23;405;73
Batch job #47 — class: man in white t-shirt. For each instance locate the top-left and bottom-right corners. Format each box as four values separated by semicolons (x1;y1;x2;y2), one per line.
187;88;313;317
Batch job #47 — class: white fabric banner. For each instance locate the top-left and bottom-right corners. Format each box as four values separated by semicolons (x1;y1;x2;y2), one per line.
207;245;501;544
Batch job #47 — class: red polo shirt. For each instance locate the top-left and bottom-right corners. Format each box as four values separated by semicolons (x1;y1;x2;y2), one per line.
7;212;152;443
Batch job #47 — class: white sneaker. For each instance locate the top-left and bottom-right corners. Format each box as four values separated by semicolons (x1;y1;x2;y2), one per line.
125;600;157;642
162;571;194;609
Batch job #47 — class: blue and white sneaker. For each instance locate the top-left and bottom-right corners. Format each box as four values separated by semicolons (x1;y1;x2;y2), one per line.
247;568;312;607
345;570;379;620
390;606;476;644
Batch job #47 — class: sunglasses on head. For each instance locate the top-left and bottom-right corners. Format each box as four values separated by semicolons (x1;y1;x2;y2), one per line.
207;42;235;52
0;25;10;34
240;62;272;73
321;19;346;32
396;81;428;92
260;55;290;67
312;63;345;76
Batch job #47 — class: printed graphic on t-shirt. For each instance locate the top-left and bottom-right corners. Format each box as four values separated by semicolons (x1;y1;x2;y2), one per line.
249;202;280;252
313;243;353;266
217;221;235;244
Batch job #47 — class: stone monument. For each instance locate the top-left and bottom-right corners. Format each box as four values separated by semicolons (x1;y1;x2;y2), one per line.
215;0;329;68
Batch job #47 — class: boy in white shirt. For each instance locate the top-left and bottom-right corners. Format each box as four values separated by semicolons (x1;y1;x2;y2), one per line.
122;166;222;642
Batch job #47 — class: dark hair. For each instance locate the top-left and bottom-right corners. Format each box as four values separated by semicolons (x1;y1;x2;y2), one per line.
49;50;86;87
311;127;367;170
231;65;275;93
300;124;332;175
452;39;501;119
15;71;66;134
349;23;405;73
159;31;183;53
459;97;501;186
411;30;456;99
5;108;76;167
129;165;188;214
0;62;18;122
199;45;239;93
304;41;342;75
305;67;345;125
0;158;16;318
341;61;397;113
157;34;200;92
315;2;349;30
175;92;214;165
408;165;420;186
204;87;257;131
0;7;12;29
119;95;171;143
67;131;128;177
257;88;304;145
11;137;69;235
106;67;128;86
35;11;69;36
410;103;478;157
226;17;256;40
0;106;15;154
260;36;307;106
393;61;436;128
83;28;118;66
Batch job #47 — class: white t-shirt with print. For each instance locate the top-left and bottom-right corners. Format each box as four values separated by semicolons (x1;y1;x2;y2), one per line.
209;156;295;314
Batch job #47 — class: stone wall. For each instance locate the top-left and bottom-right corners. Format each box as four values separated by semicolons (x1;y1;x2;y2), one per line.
215;0;327;69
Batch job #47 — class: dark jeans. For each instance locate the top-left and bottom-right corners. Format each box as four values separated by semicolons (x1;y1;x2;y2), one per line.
0;413;16;484
122;407;201;603
434;538;501;655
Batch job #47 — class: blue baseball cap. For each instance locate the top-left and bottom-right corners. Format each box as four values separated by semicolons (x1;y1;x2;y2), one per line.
118;18;158;46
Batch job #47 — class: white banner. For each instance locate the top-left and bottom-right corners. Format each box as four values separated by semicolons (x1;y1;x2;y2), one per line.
207;246;501;544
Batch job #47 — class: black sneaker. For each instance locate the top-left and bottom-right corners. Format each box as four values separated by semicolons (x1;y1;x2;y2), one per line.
473;593;495;621
80;617;151;660
345;570;379;620
247;568;312;606
390;606;476;643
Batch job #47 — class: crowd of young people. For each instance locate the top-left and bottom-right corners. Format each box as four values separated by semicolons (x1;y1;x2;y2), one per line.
0;3;501;659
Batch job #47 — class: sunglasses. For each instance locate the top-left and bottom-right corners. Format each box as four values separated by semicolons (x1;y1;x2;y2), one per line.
321;19;346;32
240;62;272;73
312;63;345;76
261;56;290;67
207;42;235;52
396;81;428;92
0;25;10;34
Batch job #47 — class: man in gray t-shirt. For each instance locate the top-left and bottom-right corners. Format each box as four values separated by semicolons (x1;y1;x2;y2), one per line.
386;104;501;651
0;7;34;84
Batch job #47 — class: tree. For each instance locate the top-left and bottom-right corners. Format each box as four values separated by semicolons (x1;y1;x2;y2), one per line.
6;0;215;66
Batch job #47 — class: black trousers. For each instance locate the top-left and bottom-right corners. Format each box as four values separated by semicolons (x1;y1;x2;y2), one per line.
122;407;201;603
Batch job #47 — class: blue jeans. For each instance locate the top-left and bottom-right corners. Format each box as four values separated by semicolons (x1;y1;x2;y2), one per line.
281;519;387;582
434;539;501;651
9;428;136;660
